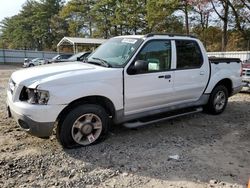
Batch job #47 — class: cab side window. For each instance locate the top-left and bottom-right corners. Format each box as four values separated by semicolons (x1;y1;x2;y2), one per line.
129;40;171;74
176;40;203;69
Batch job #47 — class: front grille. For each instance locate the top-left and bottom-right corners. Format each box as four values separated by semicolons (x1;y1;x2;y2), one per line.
243;69;250;76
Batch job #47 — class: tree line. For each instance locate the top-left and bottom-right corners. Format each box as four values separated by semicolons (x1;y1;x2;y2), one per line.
0;0;249;52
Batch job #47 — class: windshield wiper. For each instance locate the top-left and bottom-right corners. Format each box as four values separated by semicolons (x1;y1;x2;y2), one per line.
91;57;112;68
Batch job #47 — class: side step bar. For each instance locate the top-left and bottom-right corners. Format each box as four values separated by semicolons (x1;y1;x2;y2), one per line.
123;107;203;128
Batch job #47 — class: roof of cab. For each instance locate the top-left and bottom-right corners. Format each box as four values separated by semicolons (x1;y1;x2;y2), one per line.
114;35;145;39
114;33;197;40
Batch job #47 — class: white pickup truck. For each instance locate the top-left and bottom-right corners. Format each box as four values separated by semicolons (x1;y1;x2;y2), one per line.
7;34;242;148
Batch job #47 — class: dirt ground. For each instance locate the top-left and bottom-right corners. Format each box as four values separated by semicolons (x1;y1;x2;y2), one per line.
0;65;249;188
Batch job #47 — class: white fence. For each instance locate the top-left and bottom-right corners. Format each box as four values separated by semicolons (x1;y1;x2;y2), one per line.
0;49;59;64
207;51;250;61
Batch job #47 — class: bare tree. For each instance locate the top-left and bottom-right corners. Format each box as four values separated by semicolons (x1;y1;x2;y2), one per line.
191;0;212;47
210;0;229;51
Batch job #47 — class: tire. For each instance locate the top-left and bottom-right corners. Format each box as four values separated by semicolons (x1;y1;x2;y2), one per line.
29;64;34;67
57;104;109;148
205;85;228;115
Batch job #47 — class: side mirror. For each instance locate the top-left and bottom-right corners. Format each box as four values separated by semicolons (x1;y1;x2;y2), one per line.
128;60;148;75
76;57;81;61
134;60;148;73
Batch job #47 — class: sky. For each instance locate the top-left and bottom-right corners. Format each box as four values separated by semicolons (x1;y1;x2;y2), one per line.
0;0;70;22
0;0;27;21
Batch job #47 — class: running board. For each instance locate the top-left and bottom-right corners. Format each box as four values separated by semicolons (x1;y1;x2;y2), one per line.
123;107;203;128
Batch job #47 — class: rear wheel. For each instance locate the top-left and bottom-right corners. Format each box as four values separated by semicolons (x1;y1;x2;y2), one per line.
205;85;228;115
29;64;34;67
57;104;109;148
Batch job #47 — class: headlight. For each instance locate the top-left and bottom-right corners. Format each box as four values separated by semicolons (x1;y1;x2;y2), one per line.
8;79;16;94
20;87;50;105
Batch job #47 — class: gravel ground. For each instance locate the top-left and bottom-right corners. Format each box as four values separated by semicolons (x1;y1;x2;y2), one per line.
0;65;249;188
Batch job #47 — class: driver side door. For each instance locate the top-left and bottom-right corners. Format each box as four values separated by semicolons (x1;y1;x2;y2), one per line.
124;40;174;115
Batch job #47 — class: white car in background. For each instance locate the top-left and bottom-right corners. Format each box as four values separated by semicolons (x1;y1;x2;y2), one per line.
23;58;49;68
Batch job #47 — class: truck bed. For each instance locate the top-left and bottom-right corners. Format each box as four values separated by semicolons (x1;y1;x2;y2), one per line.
209;57;241;64
204;57;242;95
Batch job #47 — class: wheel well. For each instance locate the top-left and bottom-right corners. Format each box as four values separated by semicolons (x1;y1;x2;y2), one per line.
56;96;116;124
215;79;232;96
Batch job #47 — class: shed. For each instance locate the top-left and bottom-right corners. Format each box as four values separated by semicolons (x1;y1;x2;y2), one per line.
57;37;107;53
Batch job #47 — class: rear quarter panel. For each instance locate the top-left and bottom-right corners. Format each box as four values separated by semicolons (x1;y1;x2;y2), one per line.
205;61;242;94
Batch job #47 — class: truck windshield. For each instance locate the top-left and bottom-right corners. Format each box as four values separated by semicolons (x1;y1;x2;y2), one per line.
87;38;143;67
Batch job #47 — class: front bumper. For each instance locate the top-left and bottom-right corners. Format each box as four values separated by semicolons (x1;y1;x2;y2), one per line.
242;77;250;89
242;83;250;92
6;90;66;138
7;105;54;138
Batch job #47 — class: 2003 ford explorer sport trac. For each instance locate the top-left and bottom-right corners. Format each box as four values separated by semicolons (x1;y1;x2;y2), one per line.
6;33;242;148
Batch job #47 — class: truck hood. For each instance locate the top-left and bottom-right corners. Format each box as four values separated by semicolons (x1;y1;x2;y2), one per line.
11;62;98;87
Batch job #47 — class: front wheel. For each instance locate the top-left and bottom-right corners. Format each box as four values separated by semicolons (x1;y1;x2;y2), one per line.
205;85;228;115
57;104;109;148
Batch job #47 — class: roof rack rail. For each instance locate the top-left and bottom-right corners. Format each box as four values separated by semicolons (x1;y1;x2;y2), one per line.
145;33;197;38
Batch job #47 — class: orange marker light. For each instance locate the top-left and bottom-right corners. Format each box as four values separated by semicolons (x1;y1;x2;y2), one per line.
248;178;250;188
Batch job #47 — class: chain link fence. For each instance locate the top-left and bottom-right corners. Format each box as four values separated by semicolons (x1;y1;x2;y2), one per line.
0;49;59;64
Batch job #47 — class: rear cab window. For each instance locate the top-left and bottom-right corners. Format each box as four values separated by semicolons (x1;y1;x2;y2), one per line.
175;40;203;69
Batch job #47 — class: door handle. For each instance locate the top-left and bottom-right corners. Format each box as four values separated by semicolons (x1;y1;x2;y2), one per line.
200;71;205;75
158;75;171;79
